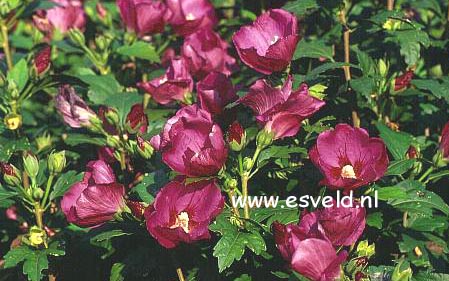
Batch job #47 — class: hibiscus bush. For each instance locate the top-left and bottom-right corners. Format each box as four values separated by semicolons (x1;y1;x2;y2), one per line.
1;0;449;280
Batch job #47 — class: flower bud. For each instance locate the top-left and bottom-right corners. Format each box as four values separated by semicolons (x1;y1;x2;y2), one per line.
34;45;51;77
32;187;44;200
48;150;66;174
126;200;146;220
95;35;112;51
36;132;52;152
223;178;238;191
106;135;121;148
104;109;119;127
378;59;388;78
23;152;39;179
68;28;86;46
4;113;22;130
136;136;154;159
242;157;253;172
227;121;246;152
356;240;375;258
28;226;46;247
0;163;22;187
256;129;274;148
308;84;327;100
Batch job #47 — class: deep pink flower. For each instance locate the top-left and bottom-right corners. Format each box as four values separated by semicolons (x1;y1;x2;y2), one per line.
440;121;449;159
394;70;413;91
182;29;236;79
309;124;389;191
33;0;86;37
145;178;224;248
61;160;126;227
116;0;167;37
303;202;366;246
239;76;325;140
197;72;237;116
138;58;193;105
150;105;228;177
233;9;299;74
97;147;116;164
273;219;346;281
165;0;217;36
34;45;51;75
55;85;96;128
126;104;148;134
6;206;18;221
290;238;347;281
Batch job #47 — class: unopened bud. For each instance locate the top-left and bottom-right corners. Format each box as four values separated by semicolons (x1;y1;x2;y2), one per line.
136;136;154;159
68;28;86;46
242;157;253;172
48;150;66;174
106;135;121;148
256;130;274;148
308;84;327;100
23;152;39;179
32;187;44;200
0;163;22;186
227;121;246;152
28;226;46;247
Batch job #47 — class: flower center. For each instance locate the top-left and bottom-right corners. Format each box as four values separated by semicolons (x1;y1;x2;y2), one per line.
186;13;196;21
341;165;357;179
159;77;168;84
270;35;280;45
171;211;190;233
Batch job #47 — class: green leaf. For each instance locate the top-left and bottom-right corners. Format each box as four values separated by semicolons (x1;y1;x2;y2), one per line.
22;250;49;281
3;246;33;268
379;180;449;215
210;212;266;272
78;74;122;105
257;146;307;166
413;272;449;281
50;171;84;200
63;133;108;147
282;0;319;17
0;185;18;201
376;122;413;160
7;59;29;92
385;159;416;176
110;263;125;281
366;212;383;229
90;229;133;244
355;49;376;76
412;79;449;103
407;214;448;233
130;171;167;203
104;92;143;124
116;41;160;63
251;202;300;227
0;137;31;161
293;40;334;61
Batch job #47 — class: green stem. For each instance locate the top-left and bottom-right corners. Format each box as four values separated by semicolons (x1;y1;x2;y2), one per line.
418;167;434;182
41;174;54;209
241;173;250;220
1;22;13;70
34;202;44;229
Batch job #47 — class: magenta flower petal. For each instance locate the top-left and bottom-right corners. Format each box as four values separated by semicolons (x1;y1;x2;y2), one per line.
309;124;389;190
440;121;449;159
166;0;217;36
126;104;148;133
152;105;228;177
55;85;96;128
182;29;236;79
197;72;237;116
240;76;325;140
138;58;193;105
85;160;116;185
145;178;224;248
315;202;366;246
61;161;125;228
233;9;299;74
291;238;347;281
117;0;167;37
